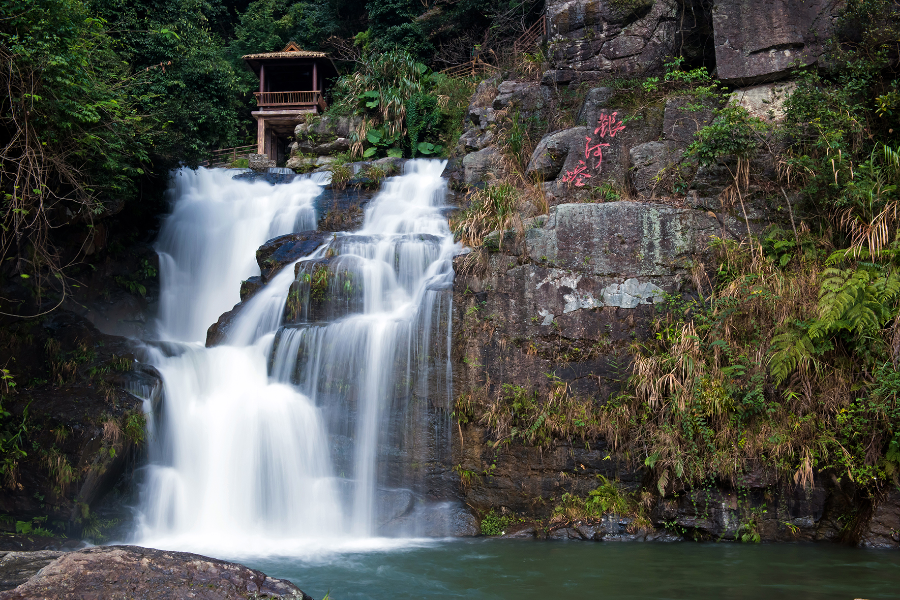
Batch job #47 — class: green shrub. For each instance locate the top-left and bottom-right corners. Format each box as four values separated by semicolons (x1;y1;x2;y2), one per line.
480;509;514;536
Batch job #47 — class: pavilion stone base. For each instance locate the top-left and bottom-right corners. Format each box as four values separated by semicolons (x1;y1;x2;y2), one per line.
254;109;316;162
248;153;276;171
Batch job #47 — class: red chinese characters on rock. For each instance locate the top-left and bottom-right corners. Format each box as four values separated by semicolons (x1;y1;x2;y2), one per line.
560;111;626;187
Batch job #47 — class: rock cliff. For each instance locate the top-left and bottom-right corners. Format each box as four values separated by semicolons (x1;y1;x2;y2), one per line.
442;0;897;547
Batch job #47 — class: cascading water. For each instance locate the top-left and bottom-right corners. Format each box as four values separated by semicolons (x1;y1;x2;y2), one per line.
135;161;457;556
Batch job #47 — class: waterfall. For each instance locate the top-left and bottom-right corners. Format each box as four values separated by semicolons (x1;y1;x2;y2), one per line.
136;161;457;556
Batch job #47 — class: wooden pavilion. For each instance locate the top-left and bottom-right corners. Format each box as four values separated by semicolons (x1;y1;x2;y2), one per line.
242;42;338;162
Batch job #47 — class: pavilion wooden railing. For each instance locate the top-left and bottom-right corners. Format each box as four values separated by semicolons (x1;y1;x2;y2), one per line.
439;57;501;80
254;91;323;108
204;144;258;168
513;15;546;55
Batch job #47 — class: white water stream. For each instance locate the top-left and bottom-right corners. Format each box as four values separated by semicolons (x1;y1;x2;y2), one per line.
135;162;457;556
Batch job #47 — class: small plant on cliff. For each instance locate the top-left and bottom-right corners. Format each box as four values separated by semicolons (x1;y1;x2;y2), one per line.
452;183;520;248
43;446;75;495
124;411;147;445
480;509;514;536
478;376;603;449
329;161;352;191
552;476;630;523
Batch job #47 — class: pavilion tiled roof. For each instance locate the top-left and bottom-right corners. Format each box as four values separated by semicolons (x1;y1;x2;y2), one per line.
242;41;327;60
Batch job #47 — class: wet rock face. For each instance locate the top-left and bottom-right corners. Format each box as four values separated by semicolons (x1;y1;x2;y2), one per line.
0;546;311;600
206;232;331;347
454;425;640;516
545;0;678;82
546;517;682;542
712;0;838;85
0;310;160;539
650;478;839;542
450;201;744;517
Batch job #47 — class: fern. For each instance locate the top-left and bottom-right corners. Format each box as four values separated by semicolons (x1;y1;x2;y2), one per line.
810;267;900;339
769;327;816;386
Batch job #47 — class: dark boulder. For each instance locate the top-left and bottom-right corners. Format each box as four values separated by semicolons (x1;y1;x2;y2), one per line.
712;0;838;85
861;489;900;549
545;0;678;78
575;87;615;126
256;231;330;282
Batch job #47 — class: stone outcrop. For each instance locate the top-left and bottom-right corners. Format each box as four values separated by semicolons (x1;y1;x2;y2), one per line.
451;201;740;452
256;232;331;281
544;0;678;84
526;105;663;202
630;140;679;196
462;147;506;186
206;231;330;346
526;126;589;181
650;475;845;542
248;153;276;171
712;0;838;85
0;546;310;599
293;115;363;156
492;80;549;115
546;518;682;542
731;81;798;122
574;87;615;126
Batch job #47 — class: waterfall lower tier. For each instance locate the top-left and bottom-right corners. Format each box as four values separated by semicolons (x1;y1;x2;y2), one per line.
135;162;458;556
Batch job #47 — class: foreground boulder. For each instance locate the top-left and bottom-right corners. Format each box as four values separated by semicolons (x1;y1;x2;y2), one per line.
0;546;311;599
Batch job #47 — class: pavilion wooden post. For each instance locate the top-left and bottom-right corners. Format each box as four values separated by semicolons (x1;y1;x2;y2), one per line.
256;117;266;155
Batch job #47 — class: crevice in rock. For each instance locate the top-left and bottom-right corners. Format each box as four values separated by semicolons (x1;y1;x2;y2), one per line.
674;0;715;71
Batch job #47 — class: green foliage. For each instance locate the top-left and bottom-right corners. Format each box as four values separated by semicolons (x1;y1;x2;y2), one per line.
479;509;514;536
405;93;441;157
124;412;147;445
475;376;603;449
0;0;147;283
552;477;641;524
227;0;352;66
90;0;247;165
114;259;157;298
15;516;55;537
688;103;766;166
331;49;474;158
